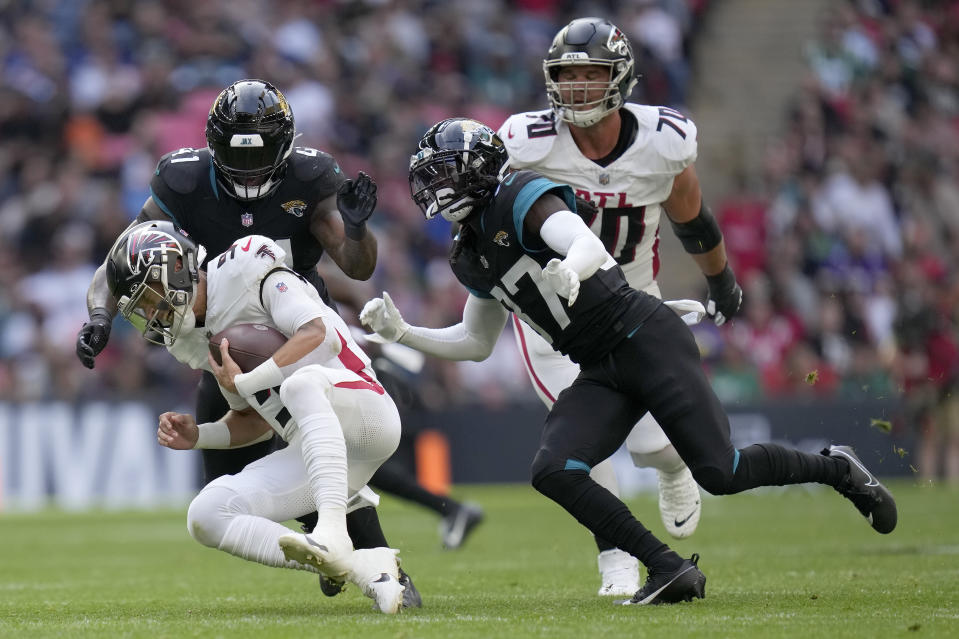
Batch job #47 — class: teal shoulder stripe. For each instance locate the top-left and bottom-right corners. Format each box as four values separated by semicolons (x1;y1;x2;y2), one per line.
466;287;494;299
149;188;180;225
208;158;219;199
512;179;576;251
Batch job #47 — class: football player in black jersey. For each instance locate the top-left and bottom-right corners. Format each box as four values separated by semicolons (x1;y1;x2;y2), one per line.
361;118;898;605
75;79;419;607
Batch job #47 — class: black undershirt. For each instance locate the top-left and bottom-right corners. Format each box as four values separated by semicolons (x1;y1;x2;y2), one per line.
593;108;637;168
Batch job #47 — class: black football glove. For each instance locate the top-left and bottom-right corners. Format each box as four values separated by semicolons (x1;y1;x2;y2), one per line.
337;171;377;240
705;264;743;326
76;308;113;369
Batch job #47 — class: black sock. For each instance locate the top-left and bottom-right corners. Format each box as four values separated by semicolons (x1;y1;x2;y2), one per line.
730;444;848;493
534;469;681;572
595;535;616;552
346;506;389;549
370;459;459;516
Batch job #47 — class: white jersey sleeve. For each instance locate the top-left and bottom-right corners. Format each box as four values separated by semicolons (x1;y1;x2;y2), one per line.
260;270;325;335
497;109;560;169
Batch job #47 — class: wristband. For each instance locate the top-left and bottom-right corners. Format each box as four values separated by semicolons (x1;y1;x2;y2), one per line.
193;420;231;449
706;263;736;292
344;222;367;241
234;357;284;397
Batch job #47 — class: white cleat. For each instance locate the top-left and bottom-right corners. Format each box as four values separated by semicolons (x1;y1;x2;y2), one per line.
278;530;354;580
363;572;405;614
597;548;640;597
658;466;702;539
349;547;404;614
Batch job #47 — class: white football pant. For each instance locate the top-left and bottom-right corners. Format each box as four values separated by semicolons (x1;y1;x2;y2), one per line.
187;367;401;571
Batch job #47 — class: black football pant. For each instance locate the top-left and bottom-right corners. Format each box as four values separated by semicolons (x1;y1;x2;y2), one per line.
530;303;848;570
194;370;390;548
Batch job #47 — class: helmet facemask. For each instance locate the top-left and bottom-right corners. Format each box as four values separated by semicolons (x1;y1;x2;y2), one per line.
209;133;293;201
544;58;632;127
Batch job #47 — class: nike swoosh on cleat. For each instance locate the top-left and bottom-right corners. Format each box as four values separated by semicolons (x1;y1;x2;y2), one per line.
674;510;697;528
836;449;880;486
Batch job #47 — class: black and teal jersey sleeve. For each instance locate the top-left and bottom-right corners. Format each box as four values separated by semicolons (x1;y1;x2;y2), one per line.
497;170;576;251
450;169;658;364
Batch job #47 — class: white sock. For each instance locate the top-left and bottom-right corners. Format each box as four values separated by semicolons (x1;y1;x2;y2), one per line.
217;514;320;572
297;412;349;533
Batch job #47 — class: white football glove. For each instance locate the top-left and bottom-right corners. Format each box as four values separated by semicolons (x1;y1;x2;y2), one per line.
542;258;580;306
664;299;707;326
359;292;410;344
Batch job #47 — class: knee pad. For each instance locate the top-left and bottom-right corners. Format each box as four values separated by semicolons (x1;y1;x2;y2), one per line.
186;483;248;548
691;464;733;496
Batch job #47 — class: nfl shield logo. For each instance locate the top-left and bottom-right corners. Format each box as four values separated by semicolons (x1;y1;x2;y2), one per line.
241;212;253;227
599;173;610;186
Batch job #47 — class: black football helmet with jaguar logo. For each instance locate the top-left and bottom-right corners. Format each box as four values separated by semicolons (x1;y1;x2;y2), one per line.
408;118;509;223
205;79;296;201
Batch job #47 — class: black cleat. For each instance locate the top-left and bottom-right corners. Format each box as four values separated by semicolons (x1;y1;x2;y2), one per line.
399;568;422;608
617;554;706;606
823;445;897;534
318;574;346;597
440;502;484;550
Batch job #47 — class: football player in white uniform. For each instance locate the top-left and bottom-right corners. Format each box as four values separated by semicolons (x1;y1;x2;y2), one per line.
496;17;743;596
106;220;406;614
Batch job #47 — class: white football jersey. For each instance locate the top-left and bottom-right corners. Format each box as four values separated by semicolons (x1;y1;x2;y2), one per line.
166;235;382;439
498;103;698;293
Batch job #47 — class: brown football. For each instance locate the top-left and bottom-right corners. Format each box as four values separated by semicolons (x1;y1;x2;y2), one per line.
208;323;288;373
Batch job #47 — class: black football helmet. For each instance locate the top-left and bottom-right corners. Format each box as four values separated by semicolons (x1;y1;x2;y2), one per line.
105;221;205;345
409;118;508;222
543;17;637;127
205;79;295;201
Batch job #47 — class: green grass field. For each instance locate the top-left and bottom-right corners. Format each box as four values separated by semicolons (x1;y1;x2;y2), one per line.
1;480;957;638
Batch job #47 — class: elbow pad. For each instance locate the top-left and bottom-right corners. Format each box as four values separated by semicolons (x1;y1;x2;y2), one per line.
669;202;723;254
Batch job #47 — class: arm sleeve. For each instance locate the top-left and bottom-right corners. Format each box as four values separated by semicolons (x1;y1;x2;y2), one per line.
539;210;610;279
399;294;509;362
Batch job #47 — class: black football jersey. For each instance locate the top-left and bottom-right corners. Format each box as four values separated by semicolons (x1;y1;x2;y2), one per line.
450;170;661;364
148;146;345;276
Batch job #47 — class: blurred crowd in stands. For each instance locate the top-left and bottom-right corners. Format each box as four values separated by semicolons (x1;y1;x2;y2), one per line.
0;0;956;477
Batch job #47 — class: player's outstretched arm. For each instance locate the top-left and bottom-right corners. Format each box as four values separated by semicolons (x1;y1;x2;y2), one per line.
361;292;508;362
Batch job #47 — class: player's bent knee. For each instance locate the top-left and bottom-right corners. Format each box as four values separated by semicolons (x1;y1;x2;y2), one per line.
691;465;734;496
278;367;332;405
530;448;579;495
186;483;247;548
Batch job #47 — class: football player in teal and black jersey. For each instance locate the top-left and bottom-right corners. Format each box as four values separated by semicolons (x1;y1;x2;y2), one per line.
361;117;897;605
76;79;419;607
497;17;734;596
